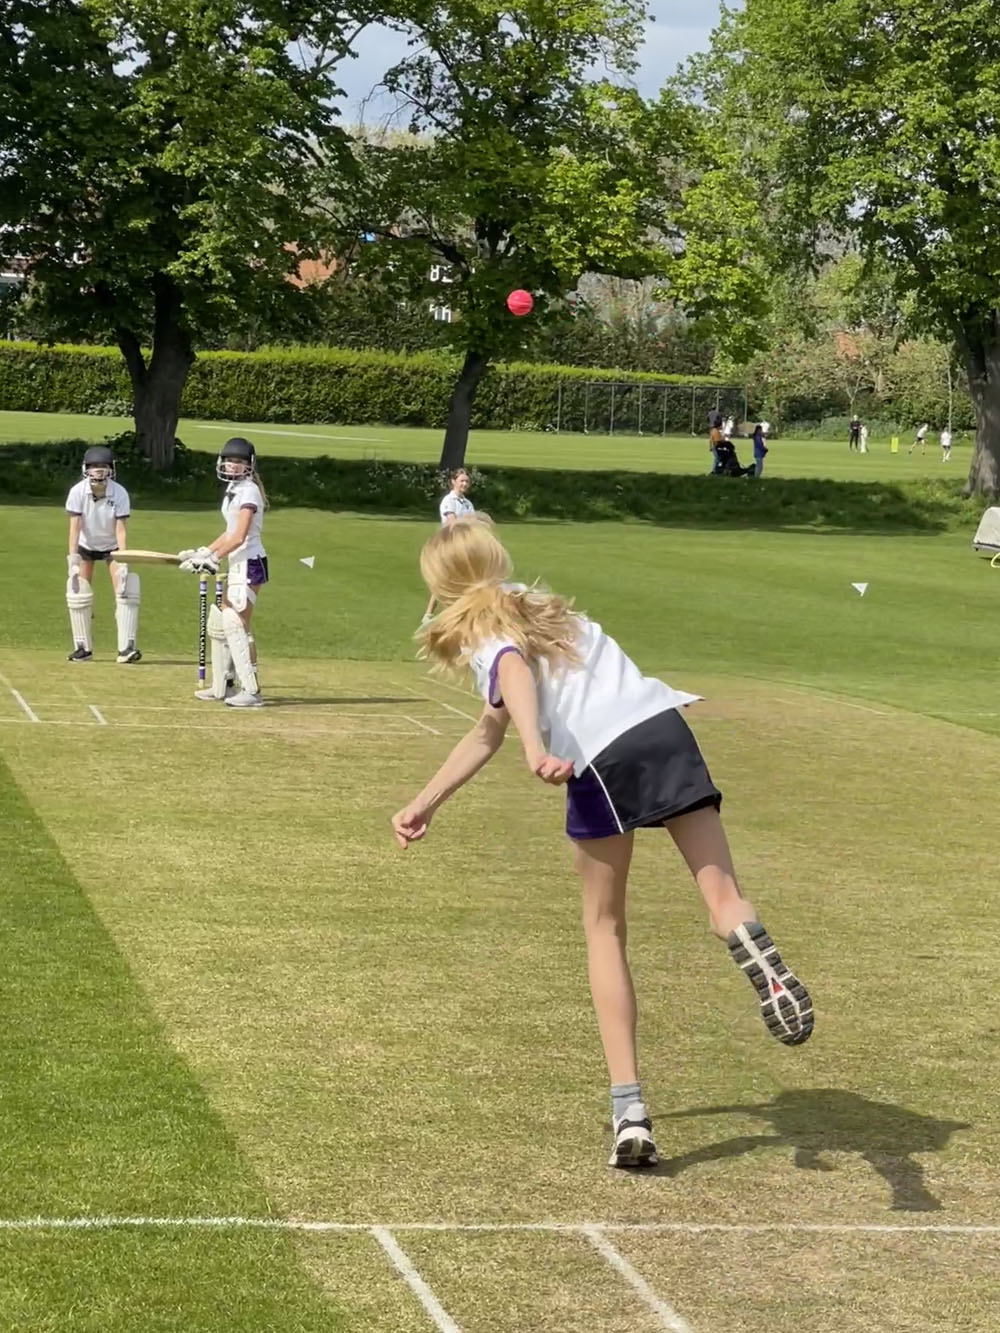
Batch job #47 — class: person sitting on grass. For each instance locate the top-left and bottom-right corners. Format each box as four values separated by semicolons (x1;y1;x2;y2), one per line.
391;520;813;1171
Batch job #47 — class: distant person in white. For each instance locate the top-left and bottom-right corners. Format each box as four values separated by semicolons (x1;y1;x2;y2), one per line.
908;423;929;455
393;521;813;1172
722;415;735;440
940;428;952;462
423;467;476;623
65;444;141;664
859;424;869;454
178;437;269;709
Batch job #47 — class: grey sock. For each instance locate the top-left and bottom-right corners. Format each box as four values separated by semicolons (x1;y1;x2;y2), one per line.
611;1083;643;1122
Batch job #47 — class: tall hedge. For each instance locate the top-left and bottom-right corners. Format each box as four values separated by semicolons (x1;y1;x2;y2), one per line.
0;342;733;433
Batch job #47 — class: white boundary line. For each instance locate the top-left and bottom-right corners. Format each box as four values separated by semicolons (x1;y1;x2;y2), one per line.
582;1226;693;1333
89;705;108;726
372;1227;462;1333
0;1217;997;1236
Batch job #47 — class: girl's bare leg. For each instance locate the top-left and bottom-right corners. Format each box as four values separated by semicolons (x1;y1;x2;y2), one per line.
574;832;638;1086
668;804;813;1046
665;805;756;937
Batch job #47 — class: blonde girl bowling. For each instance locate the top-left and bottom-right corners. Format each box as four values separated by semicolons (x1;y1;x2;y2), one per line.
392;520;813;1170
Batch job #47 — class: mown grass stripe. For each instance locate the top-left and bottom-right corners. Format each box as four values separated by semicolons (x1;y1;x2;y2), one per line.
0;754;353;1330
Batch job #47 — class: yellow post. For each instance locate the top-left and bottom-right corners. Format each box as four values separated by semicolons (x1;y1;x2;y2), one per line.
890;435;899;454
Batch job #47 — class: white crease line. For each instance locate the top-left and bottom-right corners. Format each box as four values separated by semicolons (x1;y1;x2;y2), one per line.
404;714;442;736
422;674;481;702
1;1217;999;1236
389;679;478;725
583;1226;694;1333
89;705;108;726
771;682;891;716
197;423;388;444
0;667;40;721
0;717;418;736
371;1227;462;1333
10;690;40;723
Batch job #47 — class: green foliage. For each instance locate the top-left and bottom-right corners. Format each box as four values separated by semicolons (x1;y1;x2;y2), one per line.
0;0;391;464
694;0;1000;493
0;341;722;431
321;2;688;463
1;436;969;533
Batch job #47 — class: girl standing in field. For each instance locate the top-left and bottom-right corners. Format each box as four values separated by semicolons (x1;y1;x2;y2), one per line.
179;437;268;709
392;521;813;1169
65;444;142;664
422;467;476;624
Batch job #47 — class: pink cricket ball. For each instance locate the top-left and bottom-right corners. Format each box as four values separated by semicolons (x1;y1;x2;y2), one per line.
506;289;534;317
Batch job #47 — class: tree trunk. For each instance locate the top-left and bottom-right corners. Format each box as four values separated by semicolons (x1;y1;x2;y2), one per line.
117;275;195;471
960;322;1000;498
439;349;490;471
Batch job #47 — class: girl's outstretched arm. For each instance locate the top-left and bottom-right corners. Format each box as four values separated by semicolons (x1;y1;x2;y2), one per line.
392;705;508;848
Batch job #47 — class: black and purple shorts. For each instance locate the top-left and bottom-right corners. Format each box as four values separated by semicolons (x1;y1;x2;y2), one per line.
247;556;269;587
77;545;117;563
566;708;722;842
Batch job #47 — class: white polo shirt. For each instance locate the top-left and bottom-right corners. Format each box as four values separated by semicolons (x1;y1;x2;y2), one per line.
65;480;130;552
222;479;266;563
468;596;699;775
440;492;475;525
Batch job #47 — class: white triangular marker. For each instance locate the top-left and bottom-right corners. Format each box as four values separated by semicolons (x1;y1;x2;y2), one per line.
300;556;315;569
851;582;868;596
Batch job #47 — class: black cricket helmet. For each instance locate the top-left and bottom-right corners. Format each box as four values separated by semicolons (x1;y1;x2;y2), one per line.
216;436;256;481
82;445;115;481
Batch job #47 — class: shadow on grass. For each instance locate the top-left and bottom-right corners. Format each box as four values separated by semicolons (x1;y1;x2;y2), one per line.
653;1090;970;1211
0;440;974;535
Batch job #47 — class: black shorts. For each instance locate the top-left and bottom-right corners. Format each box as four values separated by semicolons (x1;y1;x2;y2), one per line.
77;545;118;563
566;709;722;842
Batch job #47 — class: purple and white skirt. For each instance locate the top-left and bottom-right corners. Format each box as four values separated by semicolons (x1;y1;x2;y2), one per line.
566;708;722;842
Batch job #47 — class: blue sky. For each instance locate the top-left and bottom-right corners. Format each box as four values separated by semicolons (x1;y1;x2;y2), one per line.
337;2;724;121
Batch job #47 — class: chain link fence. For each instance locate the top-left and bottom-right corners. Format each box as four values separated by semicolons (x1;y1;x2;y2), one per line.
549;382;749;436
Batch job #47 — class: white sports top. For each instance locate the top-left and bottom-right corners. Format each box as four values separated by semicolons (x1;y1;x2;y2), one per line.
222;479;266;562
440;492;475;525
65;479;130;552
468;592;699;775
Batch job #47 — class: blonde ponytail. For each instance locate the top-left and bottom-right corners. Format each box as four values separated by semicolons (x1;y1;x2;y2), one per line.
252;469;269;509
417;523;581;675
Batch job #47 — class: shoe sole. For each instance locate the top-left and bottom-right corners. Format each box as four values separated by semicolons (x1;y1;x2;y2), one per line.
730;923;814;1046
608;1134;659;1169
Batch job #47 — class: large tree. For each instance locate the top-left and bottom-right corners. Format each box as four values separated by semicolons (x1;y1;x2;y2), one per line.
693;0;1000;494
329;1;688;469
0;0;374;466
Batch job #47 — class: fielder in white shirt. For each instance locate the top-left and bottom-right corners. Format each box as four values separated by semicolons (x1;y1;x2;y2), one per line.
178;437;269;709
423;466;477;623
940;428;952;461
65;444;141;663
393;520;813;1172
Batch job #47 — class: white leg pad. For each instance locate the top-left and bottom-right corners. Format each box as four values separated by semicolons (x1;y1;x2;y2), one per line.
221;606;258;695
207;604;233;699
66;575;94;651
115;571;141;654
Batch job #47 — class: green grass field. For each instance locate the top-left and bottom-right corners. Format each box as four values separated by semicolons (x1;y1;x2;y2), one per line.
0;408;970;482
2;494;999;1329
